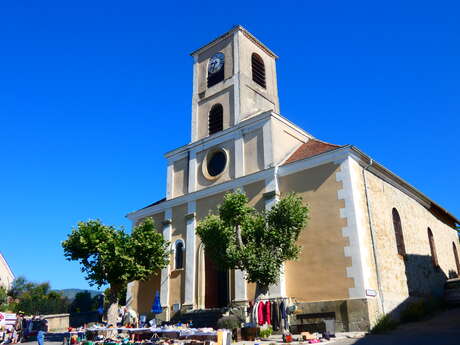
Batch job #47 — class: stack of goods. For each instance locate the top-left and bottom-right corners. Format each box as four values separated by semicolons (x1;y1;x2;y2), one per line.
0;325;16;344
299;331;335;343
79;325;230;345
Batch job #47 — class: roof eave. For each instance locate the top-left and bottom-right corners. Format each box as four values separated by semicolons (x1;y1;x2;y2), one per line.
190;25;278;59
349;146;460;226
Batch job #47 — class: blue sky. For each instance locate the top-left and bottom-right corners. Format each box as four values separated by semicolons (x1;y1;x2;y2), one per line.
1;1;459;290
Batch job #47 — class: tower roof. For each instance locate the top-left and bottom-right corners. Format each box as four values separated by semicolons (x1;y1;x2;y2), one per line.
190;25;278;58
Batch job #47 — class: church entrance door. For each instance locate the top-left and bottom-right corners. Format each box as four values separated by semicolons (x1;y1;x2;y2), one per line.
204;254;229;308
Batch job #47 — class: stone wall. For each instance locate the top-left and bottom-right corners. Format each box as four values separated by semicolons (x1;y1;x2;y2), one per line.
292;298;376;332
43;314;69;332
350;157;460;320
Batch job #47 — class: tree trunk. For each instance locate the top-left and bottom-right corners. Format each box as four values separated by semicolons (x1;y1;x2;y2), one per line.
106;286;120;328
255;283;269;301
236;225;244;248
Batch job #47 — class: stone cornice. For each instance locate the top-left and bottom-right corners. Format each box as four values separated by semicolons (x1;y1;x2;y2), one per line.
190;25;278;59
164;110;311;162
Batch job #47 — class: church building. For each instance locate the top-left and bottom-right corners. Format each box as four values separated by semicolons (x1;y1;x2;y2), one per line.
0;252;14;291
126;26;460;331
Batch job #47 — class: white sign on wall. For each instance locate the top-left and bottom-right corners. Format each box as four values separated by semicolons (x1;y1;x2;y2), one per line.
0;313;16;326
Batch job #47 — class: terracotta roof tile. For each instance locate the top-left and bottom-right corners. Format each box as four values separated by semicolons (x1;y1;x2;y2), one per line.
283;139;343;165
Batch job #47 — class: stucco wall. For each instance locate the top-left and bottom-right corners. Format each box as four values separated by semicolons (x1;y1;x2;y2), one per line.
238;32;279;119
279;162;354;302
152;212;165;232
134;212;165;231
243;128;264;175
243;180;266;299
0;254;14;290
271;118;304;166
243;180;266;211
136;274;162;316
169;204;187;310
197;88;235;140
195;192;226;307
130;211;165;315
196;37;234;95
194;36;235;141
351;158;460;315
173;158;188;198
196;140;235;191
195;182;266;303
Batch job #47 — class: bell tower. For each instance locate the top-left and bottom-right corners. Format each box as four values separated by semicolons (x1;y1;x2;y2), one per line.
190;26;280;143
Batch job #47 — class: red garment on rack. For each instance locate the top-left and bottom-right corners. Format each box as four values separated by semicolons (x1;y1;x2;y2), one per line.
265;301;271;325
257;301;265;325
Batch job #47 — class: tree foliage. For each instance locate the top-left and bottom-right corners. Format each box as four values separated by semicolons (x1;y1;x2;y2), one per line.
62;218;170;324
70;291;98;313
9;276;33;299
196;191;309;289
62;218;169;290
7;277;70;315
0;287;8;312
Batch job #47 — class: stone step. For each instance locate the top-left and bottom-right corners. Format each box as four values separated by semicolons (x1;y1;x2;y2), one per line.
170;308;228;329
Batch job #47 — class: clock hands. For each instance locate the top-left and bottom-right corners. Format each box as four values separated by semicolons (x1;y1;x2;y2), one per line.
209;53;224;74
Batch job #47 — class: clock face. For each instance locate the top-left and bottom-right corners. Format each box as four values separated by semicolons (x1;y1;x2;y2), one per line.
208;52;224;74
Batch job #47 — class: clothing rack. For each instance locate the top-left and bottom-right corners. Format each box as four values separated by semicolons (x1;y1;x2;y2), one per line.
250;297;291;331
254;296;290;302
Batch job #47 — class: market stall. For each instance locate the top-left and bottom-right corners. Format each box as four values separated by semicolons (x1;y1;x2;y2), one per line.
77;326;230;345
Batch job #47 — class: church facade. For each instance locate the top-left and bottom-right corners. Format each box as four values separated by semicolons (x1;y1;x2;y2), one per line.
126;26;460;331
0;252;14;291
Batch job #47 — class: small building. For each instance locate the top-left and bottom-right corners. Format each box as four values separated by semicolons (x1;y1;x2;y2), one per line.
126;26;460;331
0;252;14;291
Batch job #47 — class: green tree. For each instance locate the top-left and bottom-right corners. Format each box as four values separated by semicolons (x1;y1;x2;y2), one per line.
196;191;309;294
103;285;126;307
0;286;8;312
0;287;7;305
10;278;70;315
8;276;33;299
62;218;169;325
70;291;97;313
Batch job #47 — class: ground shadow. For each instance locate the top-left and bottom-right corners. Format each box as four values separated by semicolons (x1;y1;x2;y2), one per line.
342;254;459;344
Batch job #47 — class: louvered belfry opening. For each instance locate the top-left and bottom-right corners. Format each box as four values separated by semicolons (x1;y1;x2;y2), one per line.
251;53;266;88
428;228;439;267
392;208;406;256
209;104;223;135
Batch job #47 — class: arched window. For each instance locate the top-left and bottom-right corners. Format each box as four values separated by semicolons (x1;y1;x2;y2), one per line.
392;208;406;256
175;240;184;270
251;53;266;88
453;242;460;274
209;104;223;135
428;228;439;267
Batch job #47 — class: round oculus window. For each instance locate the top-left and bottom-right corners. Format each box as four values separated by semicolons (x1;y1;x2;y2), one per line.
206;150;227;178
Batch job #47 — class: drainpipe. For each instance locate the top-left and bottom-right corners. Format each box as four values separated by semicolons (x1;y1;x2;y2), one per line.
362;158;386;315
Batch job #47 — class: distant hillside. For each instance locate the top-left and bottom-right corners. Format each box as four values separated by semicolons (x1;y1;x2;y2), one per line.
56;288;101;300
